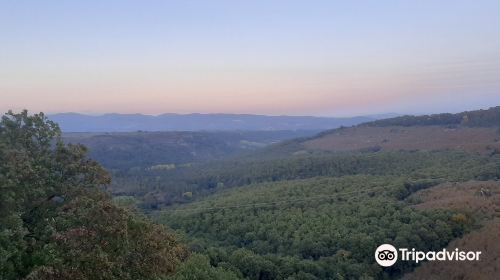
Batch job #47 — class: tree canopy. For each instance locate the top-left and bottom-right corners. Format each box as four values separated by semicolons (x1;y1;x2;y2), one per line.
0;110;187;280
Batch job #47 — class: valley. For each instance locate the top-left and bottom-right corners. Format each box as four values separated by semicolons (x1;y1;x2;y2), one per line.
63;130;322;171
2;107;498;279
91;107;500;279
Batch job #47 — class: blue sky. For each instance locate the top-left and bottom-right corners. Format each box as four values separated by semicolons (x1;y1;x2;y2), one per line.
1;1;499;116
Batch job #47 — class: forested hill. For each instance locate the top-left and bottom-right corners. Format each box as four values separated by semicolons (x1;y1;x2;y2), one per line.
63;130;322;170
362;106;500;127
256;106;500;157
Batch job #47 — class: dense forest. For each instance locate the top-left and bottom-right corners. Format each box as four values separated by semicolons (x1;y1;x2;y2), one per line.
0;111;238;279
108;150;499;208
149;154;499;279
156;175;472;279
2;108;499;279
147;107;499;279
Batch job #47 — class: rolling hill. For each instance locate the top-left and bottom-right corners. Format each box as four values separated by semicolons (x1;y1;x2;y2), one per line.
63;130;322;171
259;106;500;157
45;106;500;279
140;106;500;279
303;126;500;155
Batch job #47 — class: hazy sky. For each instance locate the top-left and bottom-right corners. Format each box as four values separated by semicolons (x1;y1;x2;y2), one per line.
1;1;500;116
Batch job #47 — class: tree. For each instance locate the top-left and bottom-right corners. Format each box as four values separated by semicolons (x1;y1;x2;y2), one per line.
0;110;187;280
165;254;240;280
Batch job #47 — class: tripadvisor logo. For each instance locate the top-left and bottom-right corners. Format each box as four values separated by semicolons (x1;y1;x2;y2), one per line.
375;244;398;267
374;244;481;267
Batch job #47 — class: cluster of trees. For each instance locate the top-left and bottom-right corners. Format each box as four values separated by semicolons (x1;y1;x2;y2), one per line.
0;111;189;280
363;106;500;127
157;175;471;279
115;150;499;209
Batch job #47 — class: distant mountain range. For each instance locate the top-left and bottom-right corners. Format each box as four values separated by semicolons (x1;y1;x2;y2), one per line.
48;113;388;132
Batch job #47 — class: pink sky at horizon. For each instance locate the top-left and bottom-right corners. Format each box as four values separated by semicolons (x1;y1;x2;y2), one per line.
1;1;500;117
3;55;499;117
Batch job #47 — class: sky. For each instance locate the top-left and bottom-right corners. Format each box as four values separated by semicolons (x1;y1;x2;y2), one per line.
1;0;500;117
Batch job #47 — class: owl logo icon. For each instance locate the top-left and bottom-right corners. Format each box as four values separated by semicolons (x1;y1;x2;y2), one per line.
375;244;398;267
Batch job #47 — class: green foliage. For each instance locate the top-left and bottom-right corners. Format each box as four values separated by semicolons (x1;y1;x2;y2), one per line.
121;151;499;208
0;110;187;280
53;105;499;279
6;108;496;279
165;254;240;280
112;195;138;209
156;175;470;279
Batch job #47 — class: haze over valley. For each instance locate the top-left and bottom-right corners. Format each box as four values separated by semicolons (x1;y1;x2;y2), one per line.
50;112;378;132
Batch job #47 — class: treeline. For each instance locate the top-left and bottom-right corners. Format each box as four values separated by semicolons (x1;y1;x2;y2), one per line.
114;151;500;209
363;106;500;127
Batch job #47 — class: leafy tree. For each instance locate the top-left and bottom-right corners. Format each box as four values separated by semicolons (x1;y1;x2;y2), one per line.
157;175;473;279
0;110;187;280
165;254;240;280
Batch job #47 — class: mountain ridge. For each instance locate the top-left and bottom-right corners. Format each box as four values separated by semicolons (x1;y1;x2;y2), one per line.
48;112;378;132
